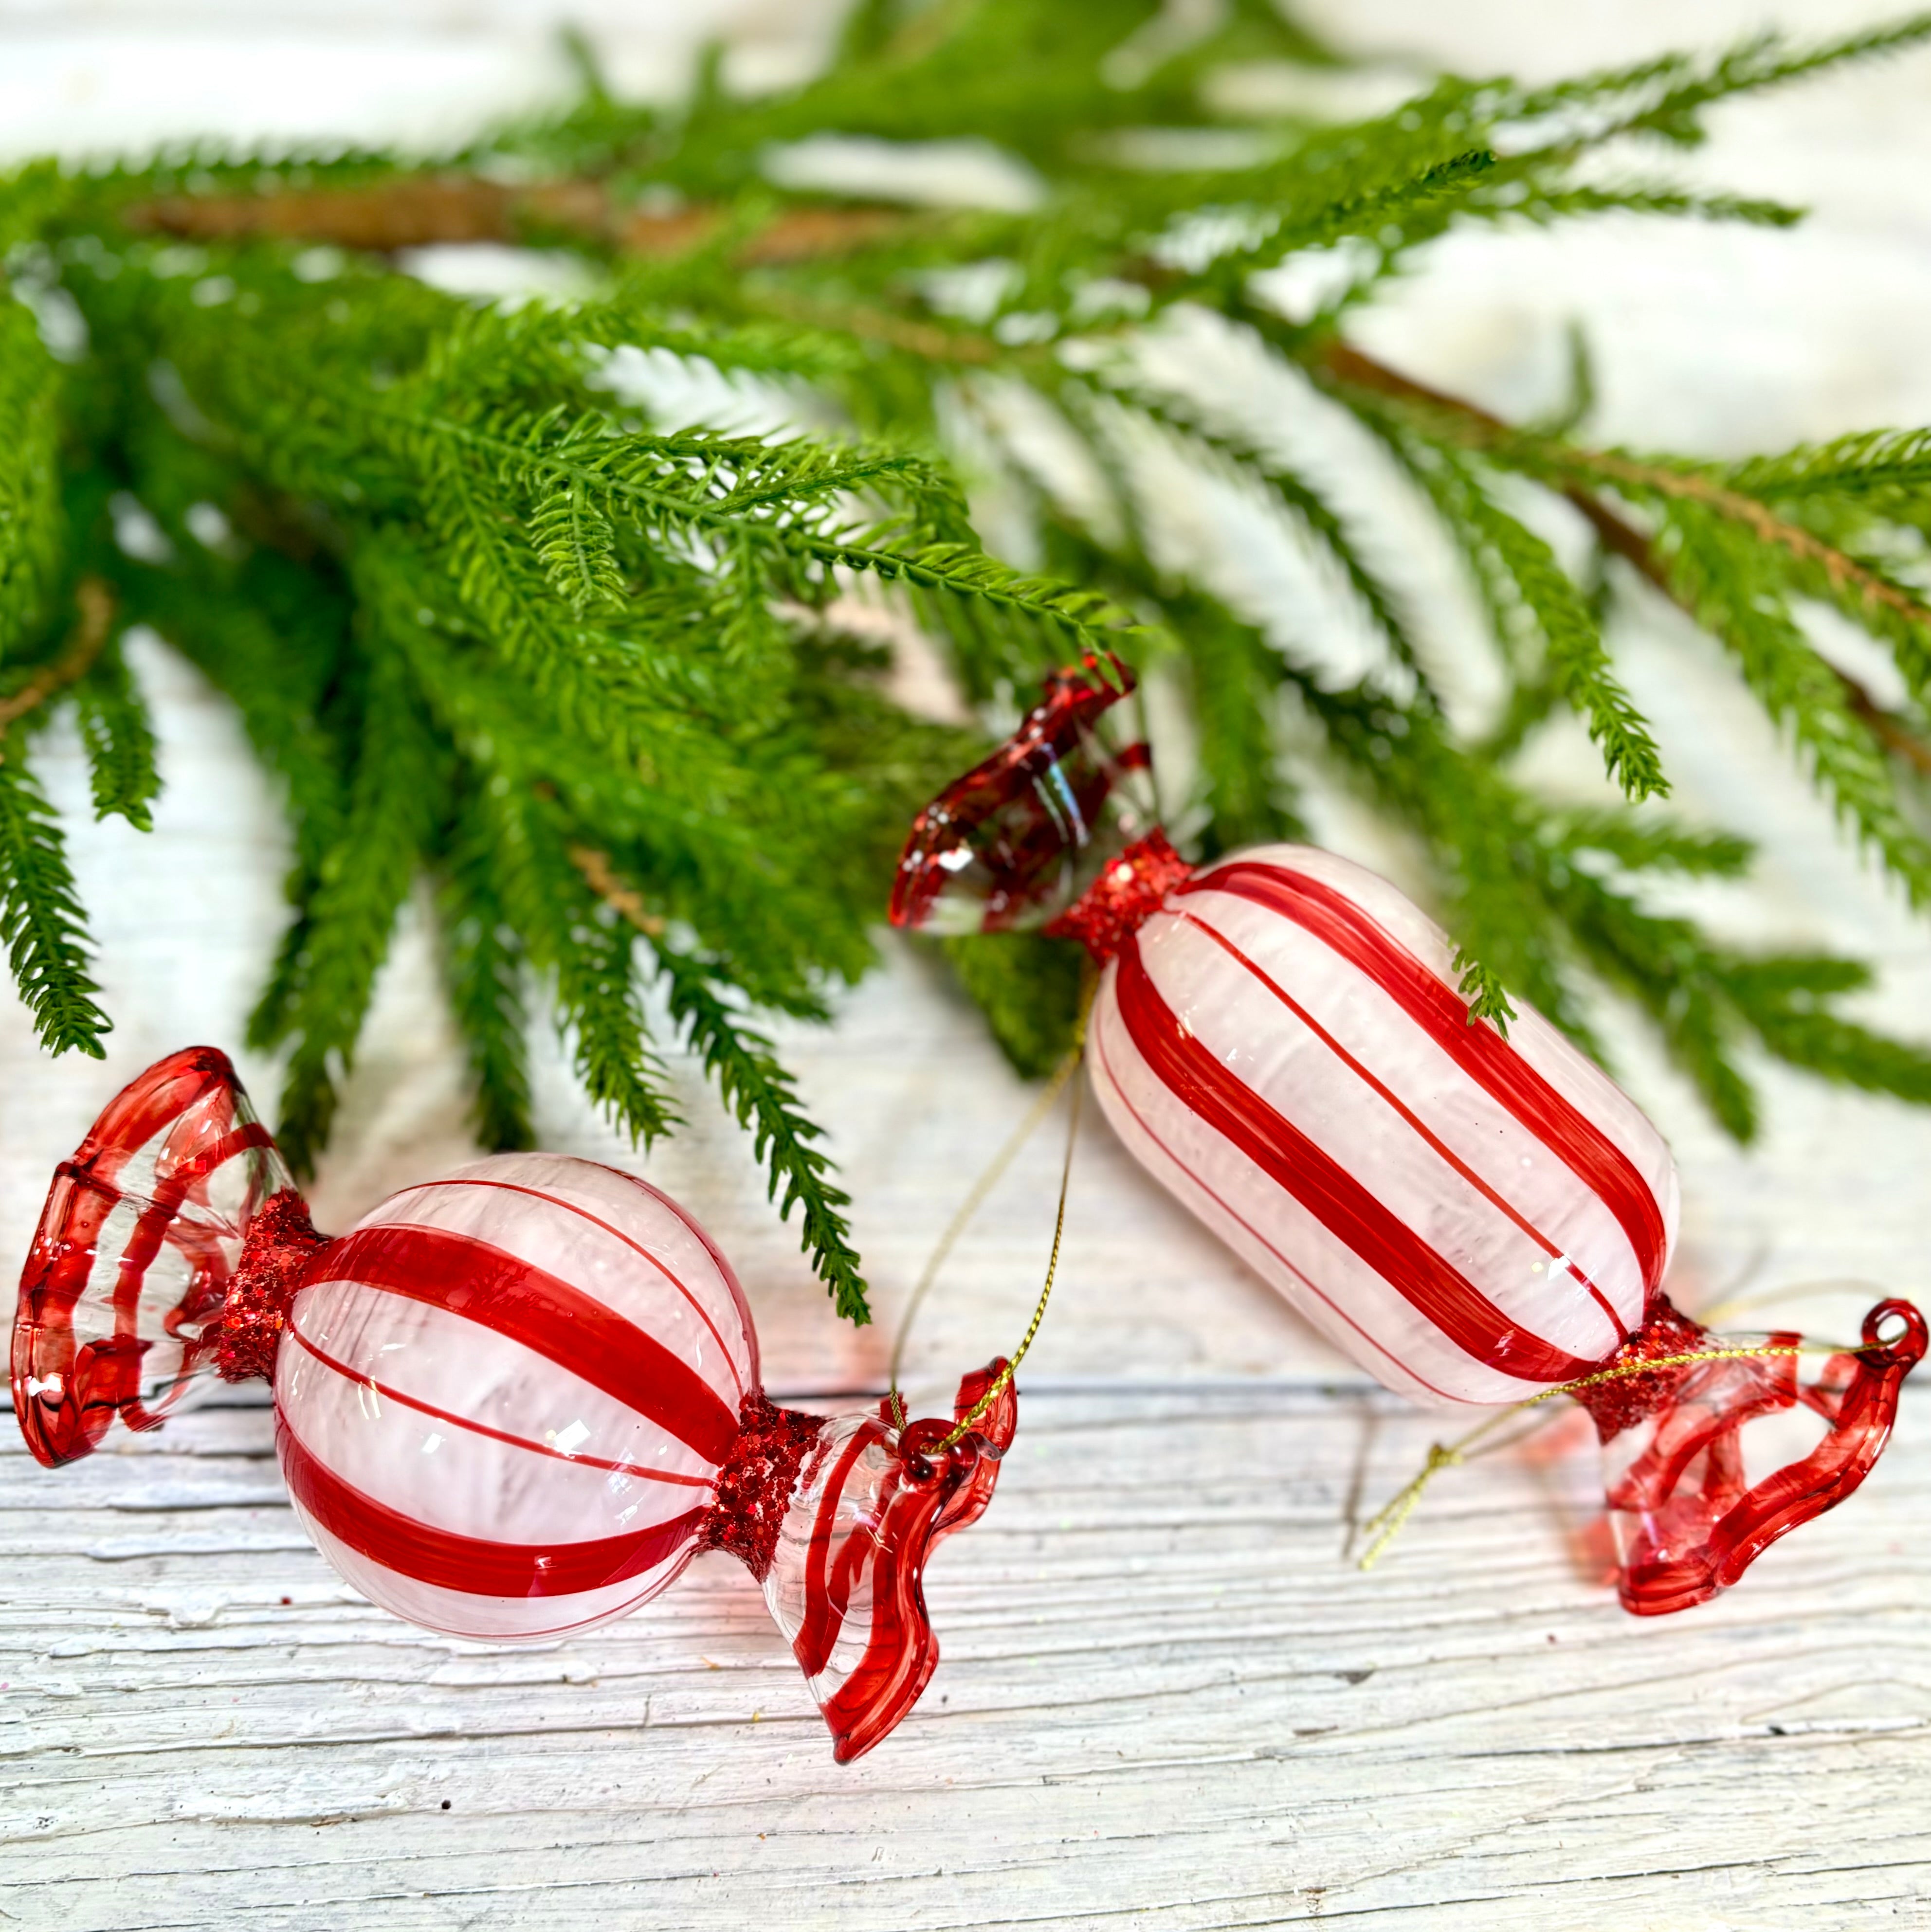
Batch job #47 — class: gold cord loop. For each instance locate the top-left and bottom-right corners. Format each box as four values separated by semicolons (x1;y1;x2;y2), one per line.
1355;1342;1816;1572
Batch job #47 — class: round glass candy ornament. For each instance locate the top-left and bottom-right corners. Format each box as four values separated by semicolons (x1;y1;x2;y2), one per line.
890;656;1927;1615
11;1048;1014;1761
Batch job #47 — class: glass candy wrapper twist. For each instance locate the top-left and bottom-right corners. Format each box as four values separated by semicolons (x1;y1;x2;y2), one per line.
889;655;1926;1615
11;1049;1015;1760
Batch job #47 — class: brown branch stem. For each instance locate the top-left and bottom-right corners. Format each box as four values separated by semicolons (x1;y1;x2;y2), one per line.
0;578;116;746
1316;342;1931;778
569;844;666;937
127;178;911;269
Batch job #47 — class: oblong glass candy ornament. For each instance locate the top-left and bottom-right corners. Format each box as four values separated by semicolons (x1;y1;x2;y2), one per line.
892;656;1927;1615
12;1048;1014;1762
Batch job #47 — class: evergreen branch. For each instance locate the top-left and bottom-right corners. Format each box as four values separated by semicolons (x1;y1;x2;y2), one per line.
1727;426;1931;503
1452;949;1517;1031
568;843;667;935
657;941;871;1326
1288;673;1598;1054
1549;810;1753;877
0;746;110;1057
487;792;676;1147
267;373;1124;672
1180;590;1309;854
1096;377;1436;696
739;288;1007;367
73;633;162;831
1549;869;1759;1138
1175;149;1501;305
1656;501;1931;903
528;477;626;616
0;581;132;1061
1501;14;1931;148
1376;427;1667;798
256;649;446;1174
440;784;536;1153
1314;340;1931;774
126;175;910;267
9;6;1929;1200
0;296;64;660
1543;447;1931;636
1487;185;1804;230
572;841;867;1321
1726;956;1931;1106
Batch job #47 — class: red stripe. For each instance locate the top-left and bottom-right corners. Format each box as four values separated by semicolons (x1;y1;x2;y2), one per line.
317;1224;740;1465
285;1318;713;1486
1182;862;1667;1293
1091;998;1462;1403
1174;908;1626;1340
110;1121;275;1432
1114;939;1599;1386
794;1425;883;1678
382;1174;747;1400
278;1415;703;1598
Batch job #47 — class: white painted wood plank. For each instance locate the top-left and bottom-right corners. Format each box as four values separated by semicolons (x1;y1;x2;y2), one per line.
3;1387;1929;1929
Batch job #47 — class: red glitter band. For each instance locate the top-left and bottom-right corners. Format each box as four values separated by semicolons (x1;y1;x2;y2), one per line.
1044;828;1194;963
700;1393;824;1581
214;1188;328;1383
1571;1294;1708;1441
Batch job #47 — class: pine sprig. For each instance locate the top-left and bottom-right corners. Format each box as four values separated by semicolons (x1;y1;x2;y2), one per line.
656;943;870;1324
484;782;677;1150
72;638;162;831
1728;426;1931;504
439;783;537;1154
0;740;110;1057
254;647;448;1175
1359;413;1667;798
0;298;63;660
1657;501;1931;904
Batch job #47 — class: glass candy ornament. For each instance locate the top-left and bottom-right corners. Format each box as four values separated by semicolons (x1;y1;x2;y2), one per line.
12;1048;1015;1761
892;657;1926;1615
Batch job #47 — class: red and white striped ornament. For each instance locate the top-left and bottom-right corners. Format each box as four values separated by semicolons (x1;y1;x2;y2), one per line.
1088;842;1677;1411
891;656;1925;1614
14;1050;1014;1762
275;1153;761;1642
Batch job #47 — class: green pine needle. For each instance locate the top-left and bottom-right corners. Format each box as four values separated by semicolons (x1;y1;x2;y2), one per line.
72;639;162;831
0;740;111;1057
657;943;870;1324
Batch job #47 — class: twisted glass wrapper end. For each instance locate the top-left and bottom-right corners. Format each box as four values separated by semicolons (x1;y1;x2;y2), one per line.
12;1047;292;1468
763;1360;1017;1763
1581;1296;1927;1615
888;654;1156;937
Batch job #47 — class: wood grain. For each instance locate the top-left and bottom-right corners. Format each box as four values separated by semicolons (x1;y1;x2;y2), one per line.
4;1386;1929;1930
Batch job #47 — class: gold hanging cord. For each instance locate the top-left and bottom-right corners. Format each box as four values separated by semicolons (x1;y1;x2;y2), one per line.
889;970;1095;1449
1353;1338;1863;1572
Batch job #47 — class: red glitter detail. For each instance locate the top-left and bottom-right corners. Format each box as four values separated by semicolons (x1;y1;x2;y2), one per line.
1573;1294;1708;1441
213;1189;328;1383
1043;829;1194;963
700;1393;825;1581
